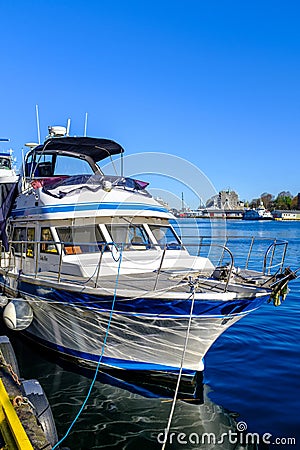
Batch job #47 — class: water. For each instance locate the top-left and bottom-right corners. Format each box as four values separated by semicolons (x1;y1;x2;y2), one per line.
1;220;300;449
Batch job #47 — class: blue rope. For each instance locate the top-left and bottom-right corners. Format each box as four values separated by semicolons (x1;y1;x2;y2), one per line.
52;244;123;449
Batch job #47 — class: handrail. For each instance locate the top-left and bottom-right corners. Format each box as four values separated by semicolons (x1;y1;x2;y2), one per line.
8;244;15;270
180;234;288;273
0;236;285;292
218;236;228;267
57;242;64;283
263;240;288;275
153;245;167;290
245;236;255;269
196;243;234;292
94;245;105;288
34;241;39;277
2;239;124;284
0;244;4;268
153;242;234;292
179;234;281;240
280;242;288;274
268;238;277;274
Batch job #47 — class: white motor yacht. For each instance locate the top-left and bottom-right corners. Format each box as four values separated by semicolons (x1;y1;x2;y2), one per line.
0;127;296;375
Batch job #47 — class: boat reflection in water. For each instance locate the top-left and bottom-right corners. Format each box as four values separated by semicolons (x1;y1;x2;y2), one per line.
55;369;260;449
17;342;259;450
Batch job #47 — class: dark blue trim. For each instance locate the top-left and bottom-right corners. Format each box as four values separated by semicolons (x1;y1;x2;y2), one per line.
25;331;196;374
11;202;169;217
19;281;268;318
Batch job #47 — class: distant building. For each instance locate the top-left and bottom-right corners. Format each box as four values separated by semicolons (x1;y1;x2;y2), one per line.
298;193;300;210
206;190;242;210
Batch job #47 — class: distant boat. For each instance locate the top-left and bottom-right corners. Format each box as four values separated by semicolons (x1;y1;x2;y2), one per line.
0;151;18;184
0;145;19;250
243;202;273;221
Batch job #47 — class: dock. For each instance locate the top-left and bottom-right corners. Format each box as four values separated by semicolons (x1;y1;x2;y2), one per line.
0;336;54;449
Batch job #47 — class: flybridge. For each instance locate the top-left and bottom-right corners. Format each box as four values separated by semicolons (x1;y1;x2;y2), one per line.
31;136;124;164
23;126;125;179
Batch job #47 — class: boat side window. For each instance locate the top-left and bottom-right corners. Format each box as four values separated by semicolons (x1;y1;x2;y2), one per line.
149;225;181;250
106;224;150;250
26;154;54;178
12;227;26;254
40;228;58;254
26;228;35;258
25;153;94;178
56;226;107;254
25;154;33;177
0;157;11;170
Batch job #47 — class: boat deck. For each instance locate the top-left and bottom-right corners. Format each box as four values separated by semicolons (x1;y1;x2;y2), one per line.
24;269;261;296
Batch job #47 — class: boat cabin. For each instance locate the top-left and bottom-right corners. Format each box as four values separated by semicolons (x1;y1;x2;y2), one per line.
8;132;213;279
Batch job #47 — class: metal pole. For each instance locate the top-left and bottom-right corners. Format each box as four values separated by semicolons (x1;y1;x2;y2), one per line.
84;112;88;137
224;247;234;292
94;245;104;288
35;105;41;144
219;236;228;266
121;152;124;177
268;239;277;275
8;243;12;269
34;242;39;277
280;243;288;274
245;236;255;269
57;243;64;283
20;242;23;273
154;245;167;290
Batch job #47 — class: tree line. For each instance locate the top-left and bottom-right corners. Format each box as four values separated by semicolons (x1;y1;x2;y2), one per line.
247;191;299;210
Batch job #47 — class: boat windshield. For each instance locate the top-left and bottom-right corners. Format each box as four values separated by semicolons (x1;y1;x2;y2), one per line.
0;157;11;170
148;225;181;250
106;223;151;250
25;153;94;178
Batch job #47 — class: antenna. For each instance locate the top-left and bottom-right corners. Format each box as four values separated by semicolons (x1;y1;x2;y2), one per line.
36;104;41;144
66;118;71;136
121;152;124;177
181;192;185;212
21;147;25;176
84;112;88;137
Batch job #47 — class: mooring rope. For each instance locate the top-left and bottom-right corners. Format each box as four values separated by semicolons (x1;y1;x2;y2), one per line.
52;244;123;450
161;283;196;450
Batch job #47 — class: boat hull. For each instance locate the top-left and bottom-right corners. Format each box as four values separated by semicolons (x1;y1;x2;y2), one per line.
1;278;269;374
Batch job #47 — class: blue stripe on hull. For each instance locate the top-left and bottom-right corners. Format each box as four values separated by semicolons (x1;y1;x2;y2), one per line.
11;202;168;217
18;280;268;318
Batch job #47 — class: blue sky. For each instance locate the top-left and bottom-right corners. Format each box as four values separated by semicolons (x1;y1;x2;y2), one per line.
0;0;299;207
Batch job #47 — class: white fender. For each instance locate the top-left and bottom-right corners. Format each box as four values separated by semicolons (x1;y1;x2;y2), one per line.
3;299;33;331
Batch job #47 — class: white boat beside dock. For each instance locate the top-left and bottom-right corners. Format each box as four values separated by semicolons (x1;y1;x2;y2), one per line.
0;127;297;375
